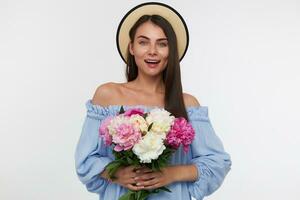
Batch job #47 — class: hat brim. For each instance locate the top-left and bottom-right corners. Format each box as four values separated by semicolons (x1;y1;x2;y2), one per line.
116;2;189;64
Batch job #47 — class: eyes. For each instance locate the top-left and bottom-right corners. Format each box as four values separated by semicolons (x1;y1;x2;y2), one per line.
138;40;168;47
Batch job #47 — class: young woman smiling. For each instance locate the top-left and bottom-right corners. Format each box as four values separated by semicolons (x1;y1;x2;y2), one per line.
75;2;231;200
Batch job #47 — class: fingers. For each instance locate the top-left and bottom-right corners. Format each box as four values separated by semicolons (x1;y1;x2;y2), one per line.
115;165;164;191
135;167;153;174
126;183;144;191
115;166;138;185
124;165;137;173
135;173;156;182
134;171;168;189
120;177;134;185
136;177;159;187
142;183;161;190
123;166;138;177
134;171;161;187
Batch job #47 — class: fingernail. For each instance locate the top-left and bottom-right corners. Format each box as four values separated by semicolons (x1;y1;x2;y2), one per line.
136;182;140;186
136;170;140;173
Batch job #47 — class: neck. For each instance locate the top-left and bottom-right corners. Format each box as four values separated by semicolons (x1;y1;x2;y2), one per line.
132;74;165;94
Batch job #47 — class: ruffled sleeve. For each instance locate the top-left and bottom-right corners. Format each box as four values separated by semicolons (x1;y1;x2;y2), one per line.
187;107;232;200
74;100;115;193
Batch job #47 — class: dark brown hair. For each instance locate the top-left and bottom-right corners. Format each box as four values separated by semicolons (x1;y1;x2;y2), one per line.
125;15;188;120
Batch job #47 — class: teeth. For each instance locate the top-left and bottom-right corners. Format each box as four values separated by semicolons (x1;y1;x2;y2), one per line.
145;59;160;63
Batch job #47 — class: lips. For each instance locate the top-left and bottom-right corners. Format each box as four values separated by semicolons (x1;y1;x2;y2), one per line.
144;59;161;64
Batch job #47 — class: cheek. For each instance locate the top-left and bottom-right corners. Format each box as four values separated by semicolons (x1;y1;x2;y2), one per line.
133;51;146;65
160;49;169;61
133;47;148;58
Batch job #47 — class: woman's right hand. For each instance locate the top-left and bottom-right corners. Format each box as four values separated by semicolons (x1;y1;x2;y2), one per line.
101;165;145;191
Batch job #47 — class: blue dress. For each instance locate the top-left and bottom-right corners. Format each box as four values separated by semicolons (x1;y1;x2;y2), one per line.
75;100;231;200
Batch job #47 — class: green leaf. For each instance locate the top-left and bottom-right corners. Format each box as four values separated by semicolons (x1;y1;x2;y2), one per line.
119;190;134;200
153;161;160;171
151;161;155;170
129;193;135;200
135;190;151;200
126;157;133;164
136;191;142;199
119;106;125;114
148;122;153;131
105;161;123;180
143;113;148;119
159;186;172;193
139;190;151;200
119;188;171;200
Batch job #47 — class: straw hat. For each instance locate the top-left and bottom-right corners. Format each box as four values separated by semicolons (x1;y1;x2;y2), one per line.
116;2;189;63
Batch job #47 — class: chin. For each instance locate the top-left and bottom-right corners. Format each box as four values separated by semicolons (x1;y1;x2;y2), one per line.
141;68;164;76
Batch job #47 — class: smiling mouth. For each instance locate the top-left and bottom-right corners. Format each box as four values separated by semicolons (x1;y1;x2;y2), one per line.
144;59;161;64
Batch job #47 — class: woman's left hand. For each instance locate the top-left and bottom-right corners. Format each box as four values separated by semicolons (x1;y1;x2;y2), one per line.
134;166;176;190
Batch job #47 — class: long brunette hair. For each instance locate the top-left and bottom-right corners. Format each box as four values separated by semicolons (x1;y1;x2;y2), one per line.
126;15;188;120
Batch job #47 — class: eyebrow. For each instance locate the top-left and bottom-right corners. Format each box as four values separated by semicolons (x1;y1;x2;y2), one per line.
137;35;168;41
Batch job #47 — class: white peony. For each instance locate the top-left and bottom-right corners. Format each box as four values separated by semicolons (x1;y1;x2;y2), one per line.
129;115;148;133
132;131;166;163
146;108;175;138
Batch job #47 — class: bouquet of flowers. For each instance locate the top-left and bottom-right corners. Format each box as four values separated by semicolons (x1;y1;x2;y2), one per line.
99;106;195;200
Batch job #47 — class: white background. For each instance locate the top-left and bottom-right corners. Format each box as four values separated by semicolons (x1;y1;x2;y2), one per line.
1;0;300;199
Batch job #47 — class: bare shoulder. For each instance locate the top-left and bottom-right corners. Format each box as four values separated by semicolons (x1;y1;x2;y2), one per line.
91;82;119;106
183;92;201;107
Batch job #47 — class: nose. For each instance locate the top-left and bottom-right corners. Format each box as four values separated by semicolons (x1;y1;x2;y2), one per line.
148;43;157;55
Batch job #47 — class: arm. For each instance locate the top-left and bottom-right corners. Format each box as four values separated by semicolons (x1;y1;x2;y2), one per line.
76;84;144;192
75;85;117;193
187;116;232;199
185;94;231;198
169;164;198;182
75;115;113;193
132;164;198;190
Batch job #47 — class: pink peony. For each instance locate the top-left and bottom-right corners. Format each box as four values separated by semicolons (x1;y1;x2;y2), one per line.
99;116;113;145
124;108;144;117
112;123;141;152
166;117;195;153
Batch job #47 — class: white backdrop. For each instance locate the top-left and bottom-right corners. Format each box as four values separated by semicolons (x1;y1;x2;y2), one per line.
1;0;300;199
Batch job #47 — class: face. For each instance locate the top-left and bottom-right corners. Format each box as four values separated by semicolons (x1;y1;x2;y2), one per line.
129;21;169;77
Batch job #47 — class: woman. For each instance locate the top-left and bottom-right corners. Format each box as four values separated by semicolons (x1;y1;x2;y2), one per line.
75;2;231;200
